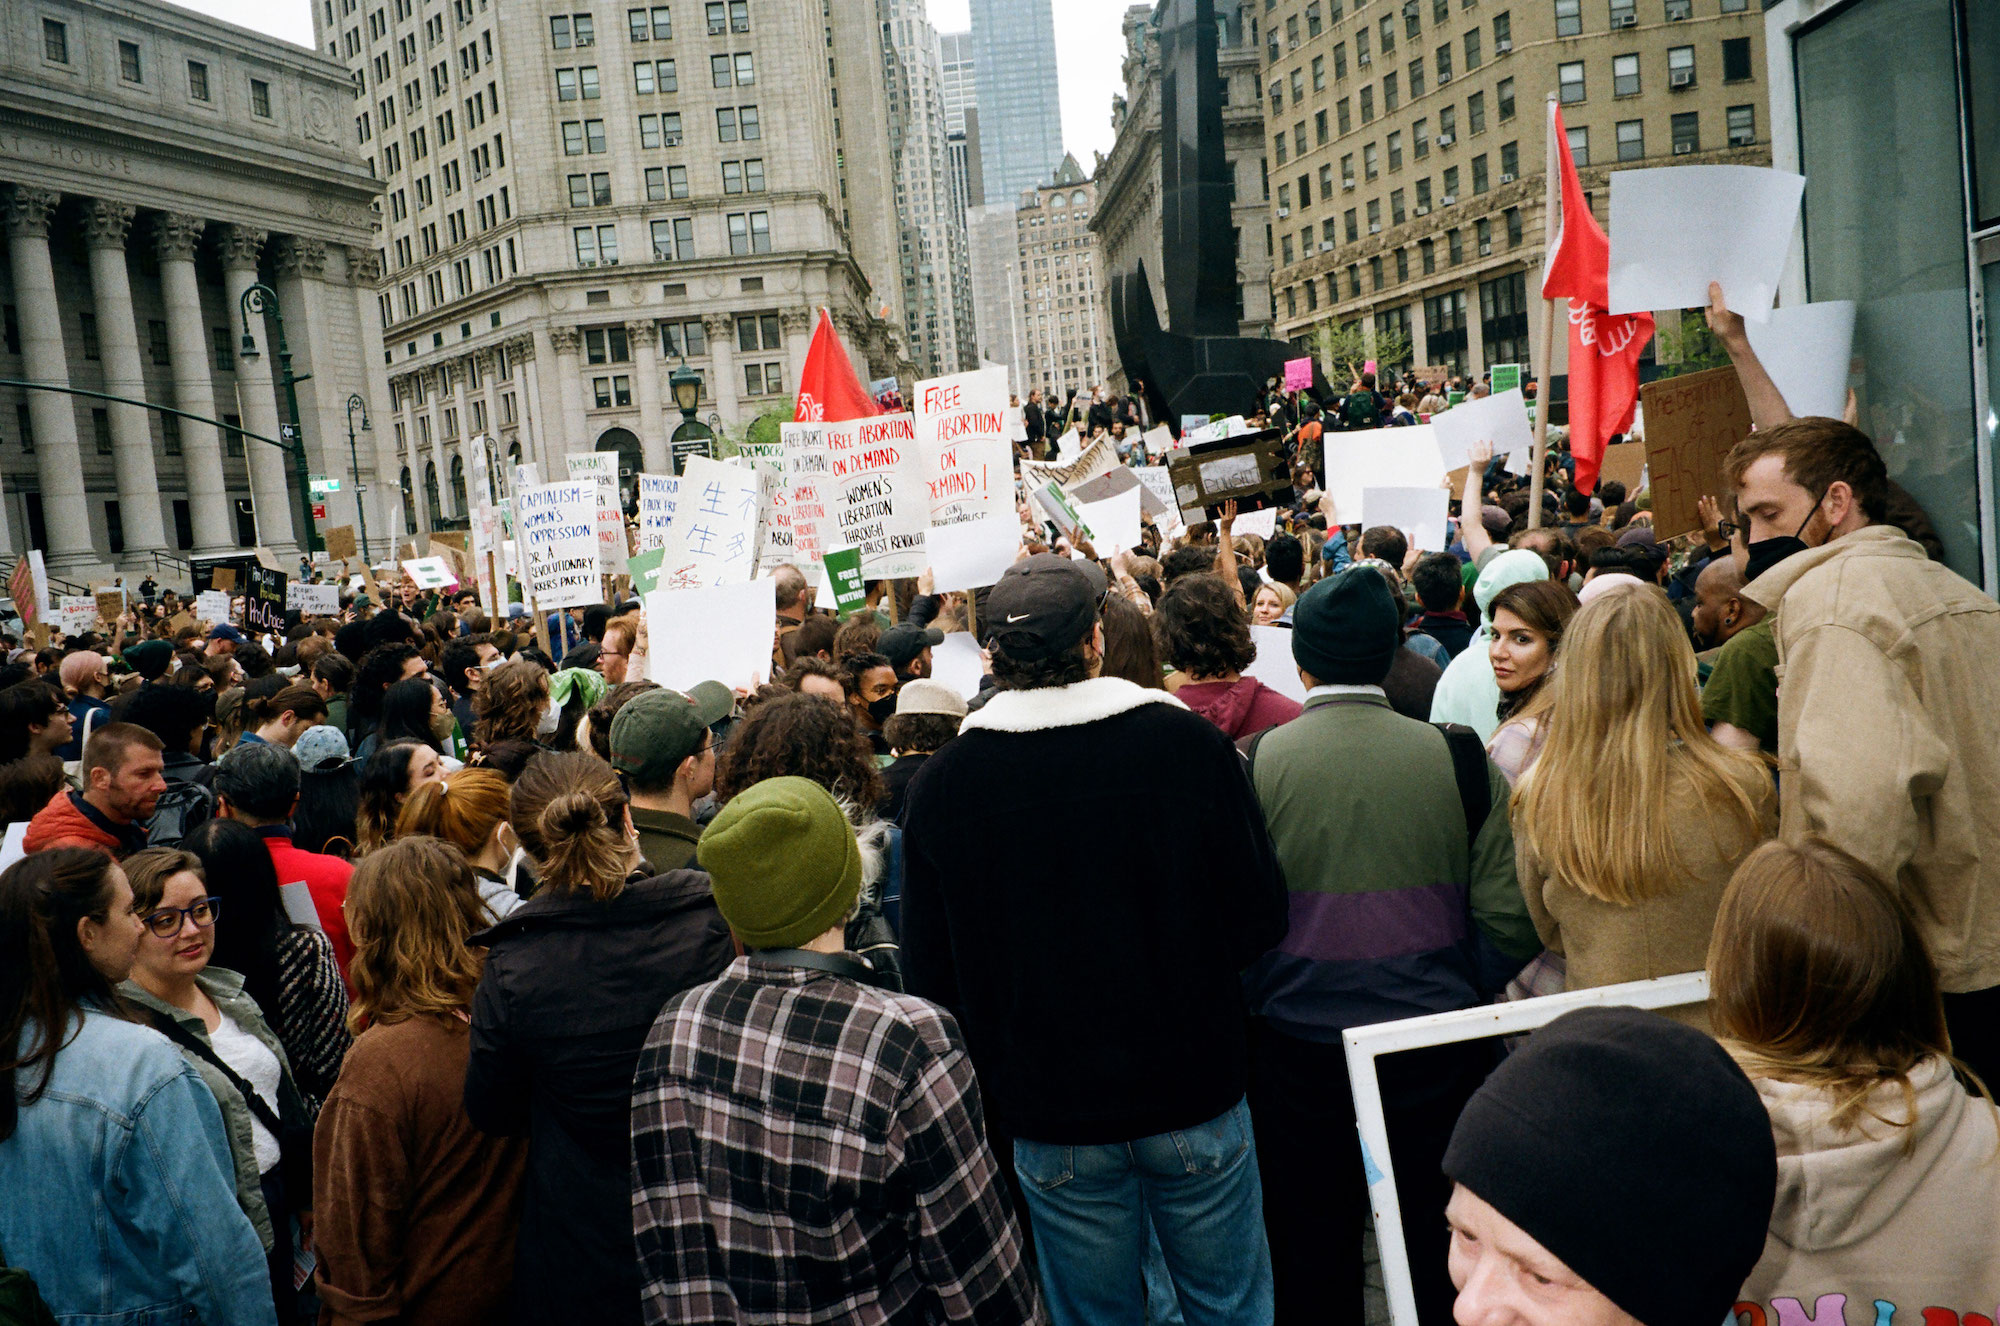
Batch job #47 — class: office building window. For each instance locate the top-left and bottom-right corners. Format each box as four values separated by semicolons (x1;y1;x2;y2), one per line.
1558;61;1585;103
93;409;112;455
118;40;143;83
188;60;209;100
1614;53;1640;97
1464;27;1481;69
1481;270;1529;365
1472;153;1489;192
1671;111;1699;153
584;327;631;363
1723;37;1752;82
1727;104;1756;146
43;18;68;63
1567;125;1589;165
1668;45;1695;87
1554;0;1581;37
1505;206;1523;246
1468;90;1486;134
726;210;769;254
250;79;272;117
1617;118;1645;160
1610;0;1636;25
1388;130;1403;170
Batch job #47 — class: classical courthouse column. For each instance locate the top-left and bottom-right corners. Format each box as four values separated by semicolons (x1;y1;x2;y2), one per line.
4;185;95;569
546;326;588;457
82;199;168;563
506;333;543;478
418;367;442;536
272;235;336;548
217;224;299;556
627;320;668;472
155;213;233;554
704;313;739;431
782;306;814;389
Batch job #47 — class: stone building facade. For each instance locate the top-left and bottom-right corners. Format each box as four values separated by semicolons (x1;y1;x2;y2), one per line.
0;0;389;573
1014;155;1108;401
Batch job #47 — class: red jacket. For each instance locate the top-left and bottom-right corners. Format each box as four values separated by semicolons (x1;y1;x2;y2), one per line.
258;826;356;984
1175;677;1303;741
23;789;144;857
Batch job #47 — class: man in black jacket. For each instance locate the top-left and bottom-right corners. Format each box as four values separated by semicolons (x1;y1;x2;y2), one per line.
901;554;1288;1325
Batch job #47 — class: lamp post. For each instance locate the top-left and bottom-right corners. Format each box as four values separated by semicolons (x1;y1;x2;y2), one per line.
344;393;371;564
668;359;713;475
237;283;321;555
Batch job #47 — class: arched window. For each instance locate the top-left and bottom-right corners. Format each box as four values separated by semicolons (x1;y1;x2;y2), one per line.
508;441;522;468
400;467;417;534
449;454;467;516
1051;192;1067;208
424;461;442;526
1071;190;1087;206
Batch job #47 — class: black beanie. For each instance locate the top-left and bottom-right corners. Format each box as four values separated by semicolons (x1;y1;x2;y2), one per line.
1290;566;1400;685
1443;1007;1777;1326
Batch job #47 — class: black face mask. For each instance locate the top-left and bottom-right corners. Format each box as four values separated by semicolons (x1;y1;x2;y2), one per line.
1742;489;1827;582
867;693;898;726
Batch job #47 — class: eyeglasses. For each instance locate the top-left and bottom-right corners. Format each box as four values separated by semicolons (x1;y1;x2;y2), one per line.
141;896;222;939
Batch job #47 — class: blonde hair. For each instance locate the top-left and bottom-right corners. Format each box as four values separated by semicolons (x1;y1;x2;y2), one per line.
1253;581;1297;612
1513;584;1769;906
343;835;489;1031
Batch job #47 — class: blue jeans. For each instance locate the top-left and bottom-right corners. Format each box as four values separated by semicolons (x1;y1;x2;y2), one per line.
1013;1097;1274;1326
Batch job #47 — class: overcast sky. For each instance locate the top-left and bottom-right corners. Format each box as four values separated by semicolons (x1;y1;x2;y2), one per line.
163;0;1128;169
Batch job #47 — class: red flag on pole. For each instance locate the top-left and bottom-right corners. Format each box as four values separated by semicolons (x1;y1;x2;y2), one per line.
792;308;881;424
1540;104;1652;495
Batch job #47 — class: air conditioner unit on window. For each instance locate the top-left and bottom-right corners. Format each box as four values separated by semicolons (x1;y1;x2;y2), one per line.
664;133;682;145
1436;132;1454;145
1369;222;1382;233
1670;69;1693;88
1358;52;1371;65
1320;240;1335;251
1415;204;1430;214
1343;178;1357;189
1673;141;1694;154
1479;242;1492;255
1613;13;1636;26
1278;207;1290;217
1442;193;1457;204
1438;70;1451;83
1495;39;1512;52
1500;171;1515;182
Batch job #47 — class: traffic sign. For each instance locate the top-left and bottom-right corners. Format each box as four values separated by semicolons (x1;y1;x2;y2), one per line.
311;503;328;520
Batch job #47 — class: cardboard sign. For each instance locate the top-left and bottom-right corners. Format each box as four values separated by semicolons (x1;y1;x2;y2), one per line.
211;567;238;592
917;366;1013;528
194;590;231;623
655;455;761;591
820;546;868;615
784;422;831;566
516;481;602;610
244;566;287;635
1639;366;1753;539
324;525;358;561
637;473;679;553
287;582;341;616
1283;357;1313;392
1598;443;1648;494
824;412;928;579
401;557;456;590
1165;432;1292;515
93;588;124;624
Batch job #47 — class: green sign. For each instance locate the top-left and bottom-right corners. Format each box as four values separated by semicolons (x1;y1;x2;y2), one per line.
1447;390;1467;406
1490;364;1522;394
628;548;665;595
821;546;868;616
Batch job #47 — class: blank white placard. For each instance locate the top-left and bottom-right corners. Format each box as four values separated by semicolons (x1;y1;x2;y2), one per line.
1073;486;1143;554
1244;624;1307;704
1743;300;1856;420
928;517;1022;593
931;630;987;703
1607;165;1805;321
1360;487;1452;553
1320;426;1448;526
1429;388;1534;470
1231;505;1279;539
645;578;775;693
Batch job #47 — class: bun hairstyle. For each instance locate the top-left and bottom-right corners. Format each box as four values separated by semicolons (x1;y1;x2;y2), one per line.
247;683;326;728
509;751;635;900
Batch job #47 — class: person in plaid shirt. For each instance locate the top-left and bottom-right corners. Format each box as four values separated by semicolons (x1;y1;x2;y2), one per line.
630;776;1042;1325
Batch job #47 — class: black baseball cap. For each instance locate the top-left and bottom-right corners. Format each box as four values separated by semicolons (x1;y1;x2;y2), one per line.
878;622;944;671
983;554;1098;661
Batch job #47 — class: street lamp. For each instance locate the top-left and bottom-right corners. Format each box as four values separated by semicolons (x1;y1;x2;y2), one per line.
237;283;321;556
668;359;713;476
344;393;371;564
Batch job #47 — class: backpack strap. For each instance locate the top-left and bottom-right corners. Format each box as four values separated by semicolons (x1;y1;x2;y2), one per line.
1431;722;1492;854
140;1009;286;1139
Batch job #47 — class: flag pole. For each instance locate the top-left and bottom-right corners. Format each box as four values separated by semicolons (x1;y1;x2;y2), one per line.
1526;92;1561;531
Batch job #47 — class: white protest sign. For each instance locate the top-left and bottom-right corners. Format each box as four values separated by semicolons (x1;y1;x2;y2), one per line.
515;481;601;610
655;454;761;591
1361;487;1452;553
645;577;774;692
1320;426;1448;526
567;452;628;576
1005;405;1028;442
1135;467;1181;530
513;462;541;494
917;366;1014;527
824;412;929;579
1074;486;1144;555
1230;505;1279;540
287;582;341;616
784;422;830;566
401;556;456;590
927;516;1022;594
1429;388;1535;471
1608;165;1805;322
1140;424;1174;458
194;590;231;623
1743;300;1856;421
1244;624;1307;704
754;466;794;574
565;450;617;494
931;630;988;703
57;596;96;636
637;473;679;552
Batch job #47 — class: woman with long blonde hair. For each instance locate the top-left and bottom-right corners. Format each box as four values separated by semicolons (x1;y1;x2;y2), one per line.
1512;582;1773;998
314;836;527;1326
1717;838;2000;1314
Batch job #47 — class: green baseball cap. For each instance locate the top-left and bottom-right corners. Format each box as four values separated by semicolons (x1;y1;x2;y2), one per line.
609;680;732;788
697;775;861;951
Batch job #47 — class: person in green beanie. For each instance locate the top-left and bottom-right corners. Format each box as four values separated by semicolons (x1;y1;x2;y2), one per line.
631;776;1041;1325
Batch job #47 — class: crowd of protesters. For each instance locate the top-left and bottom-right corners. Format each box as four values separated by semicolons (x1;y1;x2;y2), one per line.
2;295;1998;1325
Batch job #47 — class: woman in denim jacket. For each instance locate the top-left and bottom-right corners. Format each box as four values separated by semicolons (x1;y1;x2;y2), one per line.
0;848;275;1326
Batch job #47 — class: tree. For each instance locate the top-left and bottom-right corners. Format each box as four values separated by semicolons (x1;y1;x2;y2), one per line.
1648;309;1731;379
1313;318;1414;386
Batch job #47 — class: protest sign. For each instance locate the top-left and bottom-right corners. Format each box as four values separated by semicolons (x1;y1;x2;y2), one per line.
6;552;46;626
645;578;774;692
1743;300;1856;420
515;481;601;610
1283;357;1313;392
1639;366;1753;539
931;630;987;703
1489;364;1522;395
820;546;868;615
567;452;629;576
784;422;831;566
637;473;679;552
1598;443;1648;494
1004;405;1028;442
194;590;231;624
288;582;340;616
1608;165;1805;321
1244;625;1307;704
513;462;541;494
917;366;1013;527
56;597;96;636
1361;487;1451;553
1134;467;1179;523
1230;505;1279;540
1019;436;1118;493
93;587;124;624
654;454;761;591
1429;388;1534;471
754;466;794;574
628;548;665;595
824;412;928;579
1140;424;1174;458
324;525;357;561
211;566;238;593
1073;486;1143;555
1165;432;1292;515
1030;482;1088;541
566;450;618;495
401;557;455;590
243;566;287;635
926;516;1021;593
1320;426;1448;525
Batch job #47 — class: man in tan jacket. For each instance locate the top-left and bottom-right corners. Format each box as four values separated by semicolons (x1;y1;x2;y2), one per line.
1730;417;2000;1084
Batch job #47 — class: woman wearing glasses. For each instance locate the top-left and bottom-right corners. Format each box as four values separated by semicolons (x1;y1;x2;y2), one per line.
117;844;318;1324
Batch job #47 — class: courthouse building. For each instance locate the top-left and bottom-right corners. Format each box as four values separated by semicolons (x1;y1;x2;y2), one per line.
0;0;390;574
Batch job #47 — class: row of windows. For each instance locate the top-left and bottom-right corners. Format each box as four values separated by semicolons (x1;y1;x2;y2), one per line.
566;157;761;206
1281;208;1526;318
1563;104;1756;163
557;6;755;49
1278;76;1518;177
1556;0;1750;37
572;210;770;265
1273;9;1510;118
560;106;758;154
1558;38;1754;103
40;19;273;117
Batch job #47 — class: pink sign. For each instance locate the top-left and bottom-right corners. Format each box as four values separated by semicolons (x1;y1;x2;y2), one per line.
1364;359;1379;377
1283;357;1312;392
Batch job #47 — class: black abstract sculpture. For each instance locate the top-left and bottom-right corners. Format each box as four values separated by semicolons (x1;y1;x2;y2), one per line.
1109;0;1331;429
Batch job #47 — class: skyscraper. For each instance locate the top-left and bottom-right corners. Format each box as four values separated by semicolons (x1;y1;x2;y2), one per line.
939;30;977;135
970;0;1066;202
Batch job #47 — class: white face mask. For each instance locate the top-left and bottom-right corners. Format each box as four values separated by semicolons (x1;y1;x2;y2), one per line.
536;697;561;736
480;655;505;672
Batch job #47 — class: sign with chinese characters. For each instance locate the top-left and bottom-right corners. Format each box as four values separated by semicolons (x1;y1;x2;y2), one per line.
653;455;761;591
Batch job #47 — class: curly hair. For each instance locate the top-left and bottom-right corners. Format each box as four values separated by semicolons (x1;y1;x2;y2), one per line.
583;680;660;762
1152;573;1255;681
475;658;550;749
715;690;883;809
344;835;490;1030
989;638;1092;692
832;615;882;661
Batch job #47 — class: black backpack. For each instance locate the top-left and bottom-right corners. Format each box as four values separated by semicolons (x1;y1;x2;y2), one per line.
143;778;214;850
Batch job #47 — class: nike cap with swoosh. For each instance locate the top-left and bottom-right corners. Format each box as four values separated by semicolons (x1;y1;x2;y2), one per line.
982;553;1099;662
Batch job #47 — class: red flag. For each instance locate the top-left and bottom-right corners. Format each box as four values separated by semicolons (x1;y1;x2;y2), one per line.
792;309;881;424
1540;105;1651;495
8;555;36;628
